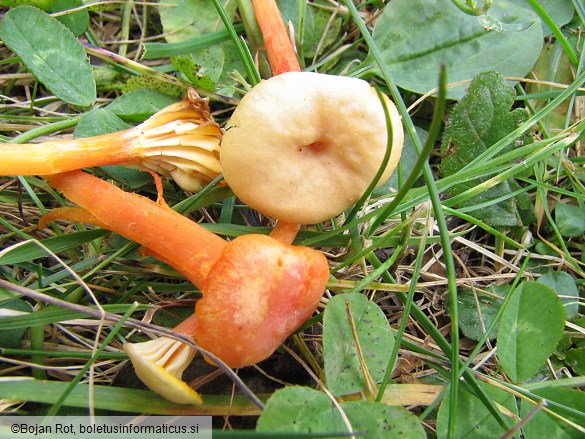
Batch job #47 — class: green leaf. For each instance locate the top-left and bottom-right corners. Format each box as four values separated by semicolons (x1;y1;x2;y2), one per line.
370;0;543;98
0;0;53;12
100;166;155;190
554;202;585;238
122;75;185;99
0;5;96;106
257;387;346;435
257;387;426;438
158;0;241;89
341;401;426;439
106;89;178;123
0;297;33;348
0;379;265;416
77;119;151;198
566;348;585;375
520;387;585;439
74;108;132;138
440;71;535;227
172;53;218;92
0;229;109;265
53;0;89;36
509;0;575;35
497;281;566;383
0;304;150;329
538;271;579;322
277;0;342;59
436;382;517;438
322;293;394;396
452;284;508;342
158;0;236;43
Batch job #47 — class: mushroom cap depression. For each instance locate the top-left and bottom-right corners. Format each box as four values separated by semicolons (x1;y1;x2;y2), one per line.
221;72;404;224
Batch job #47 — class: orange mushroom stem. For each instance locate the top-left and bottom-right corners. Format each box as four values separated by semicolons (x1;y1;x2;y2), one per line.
42;170;226;287
251;0;301;75
0;89;222;192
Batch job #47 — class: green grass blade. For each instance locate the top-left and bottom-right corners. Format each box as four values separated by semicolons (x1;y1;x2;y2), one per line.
142;24;245;59
46;302;141;416
0;304;151;330
210;0;260;85
0;379;266;416
344;89;394;225
339;2;467;434
0;228;109;265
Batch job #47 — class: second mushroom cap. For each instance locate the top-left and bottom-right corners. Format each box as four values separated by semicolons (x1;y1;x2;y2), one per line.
220;72;404;224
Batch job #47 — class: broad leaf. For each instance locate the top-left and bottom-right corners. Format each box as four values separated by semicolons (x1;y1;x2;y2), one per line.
74;108;131;138
520;387;585;438
436;382;517;438
0;1;53;13
158;0;237;43
452;284;509;342
566;348;585;375
323;293;394;396
538;271;579;321
497;281;565;383
554;202;585;238
369;0;543;98
257;387;345;434
172;52;219;92
341;401;426;439
440;71;535;227
76;106;152;189
257;387;426;438
158;0;241;90
53;0;89;36
510;0;575;35
106;89;178;123
0;5;96;106
74;104;149;189
122;75;184;99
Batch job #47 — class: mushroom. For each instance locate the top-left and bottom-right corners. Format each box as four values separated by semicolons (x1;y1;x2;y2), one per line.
0;89;221;192
124;233;327;404
221;71;404;225
41;170;329;405
30;0;403;406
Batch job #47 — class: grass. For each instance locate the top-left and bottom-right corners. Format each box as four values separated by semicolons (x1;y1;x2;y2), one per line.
1;0;585;437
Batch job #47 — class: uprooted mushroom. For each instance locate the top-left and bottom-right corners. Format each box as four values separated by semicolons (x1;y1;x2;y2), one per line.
0;89;221;192
41;170;329;405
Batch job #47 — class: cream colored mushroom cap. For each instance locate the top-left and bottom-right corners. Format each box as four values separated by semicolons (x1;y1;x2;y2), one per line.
221;71;404;224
